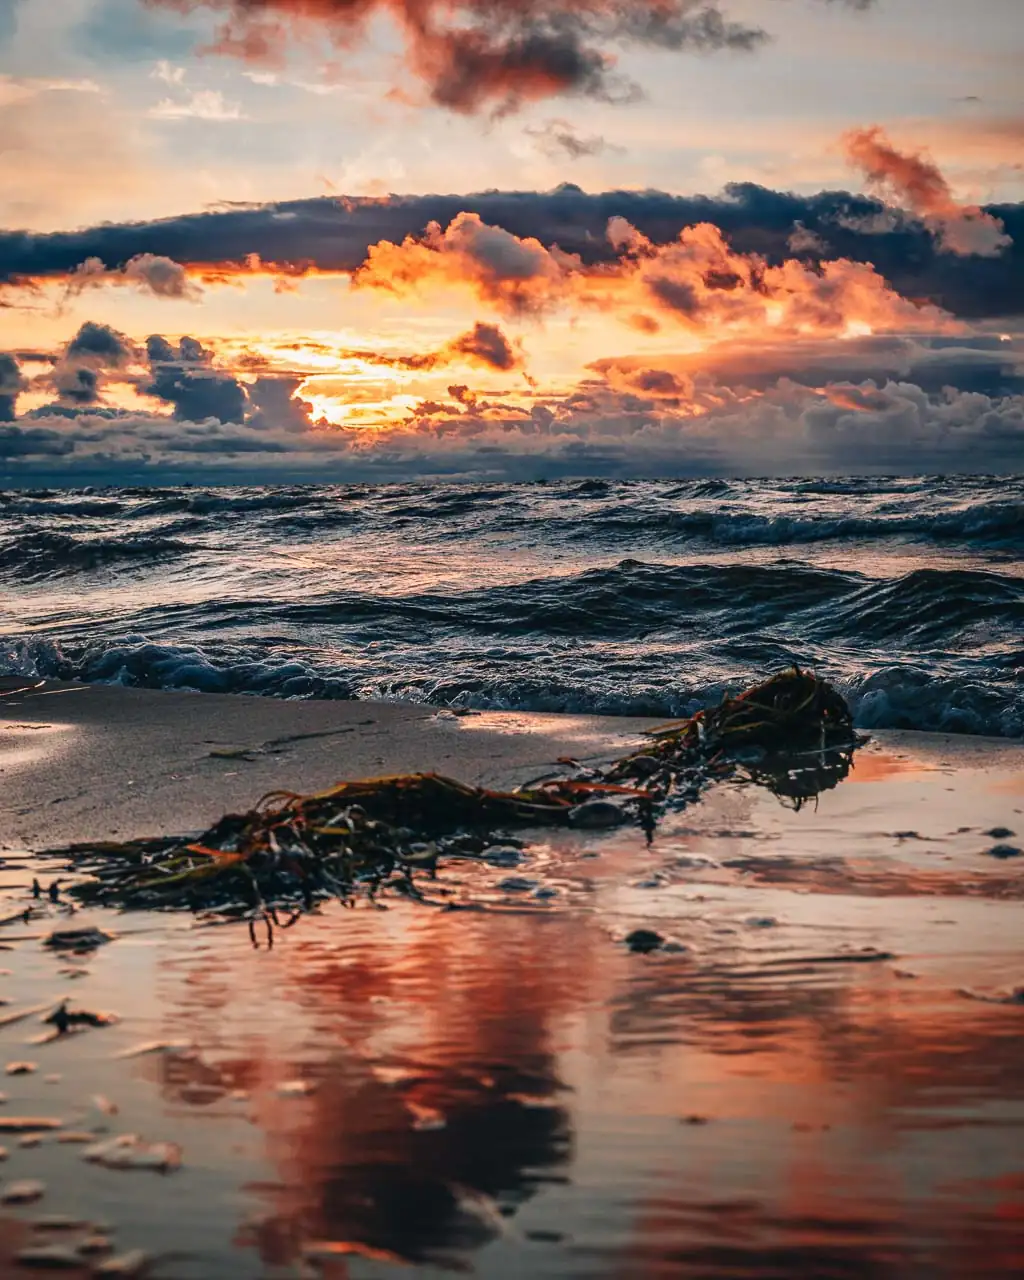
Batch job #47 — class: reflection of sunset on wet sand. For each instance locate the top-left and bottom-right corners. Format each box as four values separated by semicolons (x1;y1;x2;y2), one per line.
25;733;997;1278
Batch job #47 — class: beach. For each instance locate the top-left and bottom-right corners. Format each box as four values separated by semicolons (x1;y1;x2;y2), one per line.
0;681;1021;1277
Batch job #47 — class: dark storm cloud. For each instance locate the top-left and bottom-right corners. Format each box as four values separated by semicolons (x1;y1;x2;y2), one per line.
0;423;74;459
4;183;1020;320
144;334;249;422
446;322;521;371
145;1;771;114
0;351;24;421
66;321;134;365
55;364;101;405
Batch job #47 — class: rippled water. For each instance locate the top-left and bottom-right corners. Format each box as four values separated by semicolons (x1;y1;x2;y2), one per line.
2;475;1022;735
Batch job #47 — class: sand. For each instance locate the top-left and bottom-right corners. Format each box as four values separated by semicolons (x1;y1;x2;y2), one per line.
0;679;1021;1279
0;677;657;849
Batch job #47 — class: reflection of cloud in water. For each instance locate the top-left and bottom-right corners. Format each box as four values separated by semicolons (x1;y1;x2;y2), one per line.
146;784;1024;1277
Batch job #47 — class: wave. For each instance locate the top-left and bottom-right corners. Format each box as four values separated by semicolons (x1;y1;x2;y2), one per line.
4;636;1019;737
1;637;354;699
578;500;1024;547
0;530;192;580
128;489;321;517
0;497;126;517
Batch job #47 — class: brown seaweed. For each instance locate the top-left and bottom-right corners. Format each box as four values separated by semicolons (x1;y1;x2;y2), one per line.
59;667;860;926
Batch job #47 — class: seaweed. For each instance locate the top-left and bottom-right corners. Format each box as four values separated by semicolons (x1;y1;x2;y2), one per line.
58;667;861;929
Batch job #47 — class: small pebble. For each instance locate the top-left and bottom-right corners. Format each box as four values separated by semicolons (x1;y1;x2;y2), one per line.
6;1061;38;1076
497;877;538;893
532;886;559;900
681;1114;710;1125
84;1134;182;1172
625;929;664;954
19;1133;45;1148
43;927;113;951
746;916;779;929
985;844;1021;860
1;1179;46;1204
483;846;526;868
0;1146;7;1160
568;800;628;830
624;755;661;778
14;1243;82;1268
985;827;1015;839
94;1250;149;1277
44;1073;62;1085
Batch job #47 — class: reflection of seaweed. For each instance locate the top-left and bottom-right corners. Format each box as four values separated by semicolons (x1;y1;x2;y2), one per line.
60;668;861;926
741;742;857;811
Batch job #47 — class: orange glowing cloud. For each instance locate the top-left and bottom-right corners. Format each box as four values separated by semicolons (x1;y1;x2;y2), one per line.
843;126;1011;257
352;211;960;339
353;211;582;316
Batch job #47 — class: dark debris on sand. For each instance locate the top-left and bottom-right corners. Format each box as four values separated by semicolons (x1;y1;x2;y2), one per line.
55;668;862;934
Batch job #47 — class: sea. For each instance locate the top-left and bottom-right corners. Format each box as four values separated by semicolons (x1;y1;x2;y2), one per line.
2;474;1022;736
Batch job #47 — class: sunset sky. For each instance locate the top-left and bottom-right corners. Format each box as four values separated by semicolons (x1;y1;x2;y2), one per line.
1;0;1022;481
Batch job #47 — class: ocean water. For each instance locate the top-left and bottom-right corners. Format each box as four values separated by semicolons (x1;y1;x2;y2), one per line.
1;475;1022;736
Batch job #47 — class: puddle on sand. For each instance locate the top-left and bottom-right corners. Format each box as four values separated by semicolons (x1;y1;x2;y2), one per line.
0;737;1021;1278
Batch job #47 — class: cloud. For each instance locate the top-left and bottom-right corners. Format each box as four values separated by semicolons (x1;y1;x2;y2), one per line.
443;322;522;371
354;211;957;338
145;0;770;114
149;89;245;119
594;333;1024;399
0;74;102;107
354;210;579;315
143;333;249;421
0;350;24;421
28;322;139;410
66;321;135;365
363;322;524;371
152;60;187;85
4;183;1020;319
66;253;203;301
2;372;1021;482
525;118;620;160
843;126;1012;257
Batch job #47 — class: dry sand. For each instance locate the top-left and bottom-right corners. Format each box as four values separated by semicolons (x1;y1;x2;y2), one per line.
0;679;1021;1278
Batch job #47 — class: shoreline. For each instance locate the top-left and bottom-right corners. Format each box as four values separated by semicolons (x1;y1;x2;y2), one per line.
2;675;1021;851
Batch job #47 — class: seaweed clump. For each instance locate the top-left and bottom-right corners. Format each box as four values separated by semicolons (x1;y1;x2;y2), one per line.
61;667;860;932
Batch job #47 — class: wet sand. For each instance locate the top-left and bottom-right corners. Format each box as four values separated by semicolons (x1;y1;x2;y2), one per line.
0;681;1022;1278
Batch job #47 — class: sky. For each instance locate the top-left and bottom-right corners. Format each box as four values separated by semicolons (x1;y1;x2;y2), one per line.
1;0;1022;482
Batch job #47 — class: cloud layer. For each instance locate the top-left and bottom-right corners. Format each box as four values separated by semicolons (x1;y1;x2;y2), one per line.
4;182;1021;319
3;322;1022;481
